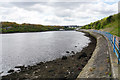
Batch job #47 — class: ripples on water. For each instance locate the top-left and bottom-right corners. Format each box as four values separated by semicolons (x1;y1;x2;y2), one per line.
0;31;90;76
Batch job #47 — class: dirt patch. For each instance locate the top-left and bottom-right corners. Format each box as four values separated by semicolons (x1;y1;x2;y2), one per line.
2;31;96;80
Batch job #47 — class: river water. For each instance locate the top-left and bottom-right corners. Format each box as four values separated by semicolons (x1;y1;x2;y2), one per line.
0;31;90;76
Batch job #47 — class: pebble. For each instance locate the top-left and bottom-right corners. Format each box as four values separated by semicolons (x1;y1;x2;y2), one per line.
78;67;81;70
45;66;48;68
34;76;39;78
68;72;70;74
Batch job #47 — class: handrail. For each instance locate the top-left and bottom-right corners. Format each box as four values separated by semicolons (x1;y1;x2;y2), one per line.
90;30;120;64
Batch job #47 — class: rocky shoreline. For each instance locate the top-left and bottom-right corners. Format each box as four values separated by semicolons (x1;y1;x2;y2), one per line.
2;31;97;80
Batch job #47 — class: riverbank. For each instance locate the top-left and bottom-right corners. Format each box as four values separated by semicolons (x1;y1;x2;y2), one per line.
2;31;97;80
1;22;75;34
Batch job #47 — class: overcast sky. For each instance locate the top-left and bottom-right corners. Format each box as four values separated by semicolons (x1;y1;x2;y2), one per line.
0;0;119;26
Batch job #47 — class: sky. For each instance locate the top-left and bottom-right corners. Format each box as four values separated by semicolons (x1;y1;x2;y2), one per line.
0;0;119;26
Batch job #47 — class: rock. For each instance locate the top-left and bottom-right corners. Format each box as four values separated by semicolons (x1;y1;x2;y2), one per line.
78;53;87;59
71;51;75;54
68;67;70;69
34;76;39;78
45;66;48;68
64;76;67;80
48;70;54;72
78;67;81;70
64;72;69;75
71;55;74;57
82;53;87;57
15;65;25;69
68;72;70;74
0;71;3;75
8;69;14;73
75;46;77;47
81;64;84;67
76;65;79;67
66;51;69;53
71;72;74;74
25;73;29;76
54;61;57;63
37;62;44;65
62;56;67;60
14;68;21;73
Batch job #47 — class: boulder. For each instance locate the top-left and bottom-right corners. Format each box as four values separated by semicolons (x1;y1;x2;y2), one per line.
78;53;87;59
15;64;25;69
62;56;67;60
37;62;44;65
66;51;69;53
8;69;14;73
75;46;77;47
71;51;75;54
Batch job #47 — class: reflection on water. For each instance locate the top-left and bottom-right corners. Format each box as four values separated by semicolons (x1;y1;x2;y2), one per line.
1;31;90;76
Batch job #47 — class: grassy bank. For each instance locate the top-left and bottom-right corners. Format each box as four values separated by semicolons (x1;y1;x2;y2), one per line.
81;13;120;37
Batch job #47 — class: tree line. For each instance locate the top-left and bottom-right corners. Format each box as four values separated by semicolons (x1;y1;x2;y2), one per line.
81;13;120;36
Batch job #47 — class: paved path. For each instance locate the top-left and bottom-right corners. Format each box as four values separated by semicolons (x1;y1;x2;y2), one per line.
77;30;113;79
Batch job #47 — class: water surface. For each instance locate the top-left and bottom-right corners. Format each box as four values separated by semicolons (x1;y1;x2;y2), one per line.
1;31;90;76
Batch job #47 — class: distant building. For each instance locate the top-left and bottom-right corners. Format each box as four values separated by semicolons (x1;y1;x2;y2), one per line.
59;29;64;31
75;28;80;30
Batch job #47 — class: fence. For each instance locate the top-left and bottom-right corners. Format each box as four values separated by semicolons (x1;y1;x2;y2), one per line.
91;30;120;64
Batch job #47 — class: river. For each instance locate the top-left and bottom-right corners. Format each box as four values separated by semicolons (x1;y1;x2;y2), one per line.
0;31;90;76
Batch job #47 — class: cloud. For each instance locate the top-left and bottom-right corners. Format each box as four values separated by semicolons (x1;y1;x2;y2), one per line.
0;0;100;2
0;1;118;25
118;1;120;13
103;0;119;2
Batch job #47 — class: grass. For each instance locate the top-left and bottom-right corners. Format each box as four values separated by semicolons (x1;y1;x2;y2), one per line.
81;13;120;37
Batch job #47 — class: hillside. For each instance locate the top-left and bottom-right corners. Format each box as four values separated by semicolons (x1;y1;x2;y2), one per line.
81;13;120;37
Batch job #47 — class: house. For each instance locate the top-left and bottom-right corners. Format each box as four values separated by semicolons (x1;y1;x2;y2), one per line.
59;29;64;31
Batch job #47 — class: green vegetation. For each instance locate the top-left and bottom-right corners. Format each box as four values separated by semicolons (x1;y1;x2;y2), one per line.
81;13;120;37
1;22;75;33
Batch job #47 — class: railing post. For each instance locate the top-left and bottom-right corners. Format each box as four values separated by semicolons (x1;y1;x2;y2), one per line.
112;35;113;43
119;40;120;64
108;33;110;40
113;36;116;53
109;33;111;41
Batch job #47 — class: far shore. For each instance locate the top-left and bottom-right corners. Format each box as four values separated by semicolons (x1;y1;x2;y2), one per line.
1;30;75;34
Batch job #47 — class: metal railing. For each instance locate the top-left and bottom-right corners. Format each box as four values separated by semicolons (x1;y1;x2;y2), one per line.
91;30;120;64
